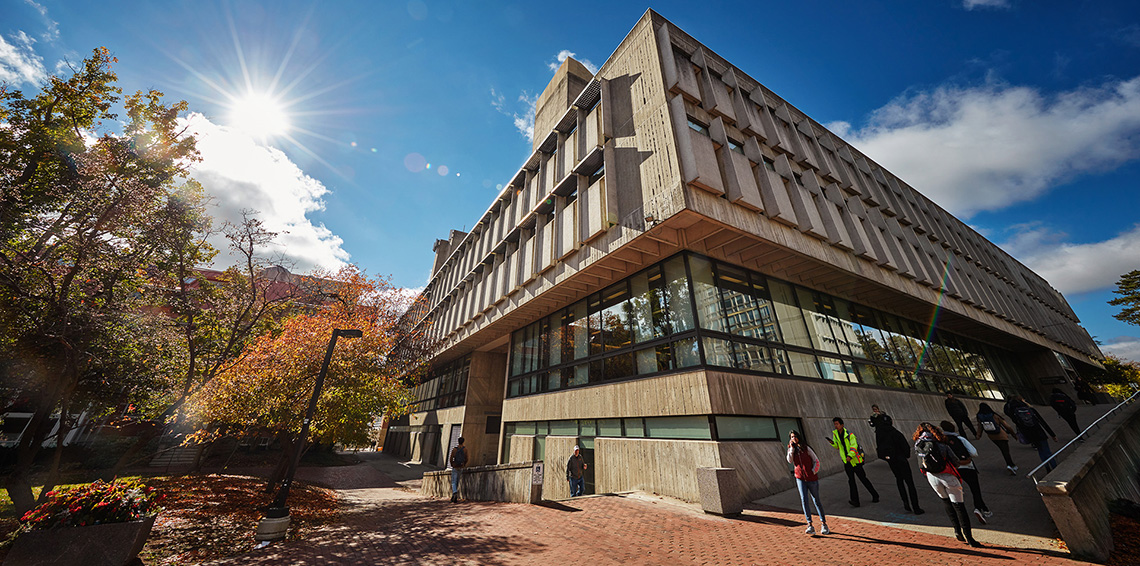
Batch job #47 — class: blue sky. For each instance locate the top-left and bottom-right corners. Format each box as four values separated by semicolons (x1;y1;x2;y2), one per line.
3;0;1139;360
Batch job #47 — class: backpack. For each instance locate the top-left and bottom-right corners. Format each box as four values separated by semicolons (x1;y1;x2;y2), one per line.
1052;395;1076;413
944;435;970;462
915;439;947;474
1013;406;1038;429
450;445;467;468
979;413;999;434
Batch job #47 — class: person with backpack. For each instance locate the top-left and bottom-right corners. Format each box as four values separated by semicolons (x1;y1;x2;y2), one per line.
913;422;982;548
941;421;990;524
1008;397;1059;472
1048;388;1081;435
944;392;977;437
786;430;829;535
566;445;588;497
449;437;468;503
826;417;879;507
875;417;924;515
974;402;1018;475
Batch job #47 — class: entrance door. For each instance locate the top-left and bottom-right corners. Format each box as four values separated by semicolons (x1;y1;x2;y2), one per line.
446;424;462;468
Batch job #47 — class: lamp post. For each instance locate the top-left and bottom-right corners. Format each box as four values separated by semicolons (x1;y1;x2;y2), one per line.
255;328;362;542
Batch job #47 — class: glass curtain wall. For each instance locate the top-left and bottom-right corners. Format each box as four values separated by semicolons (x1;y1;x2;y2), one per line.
506;252;1033;401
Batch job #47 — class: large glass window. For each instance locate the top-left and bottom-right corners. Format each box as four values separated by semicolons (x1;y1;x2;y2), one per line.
503;252;1033;401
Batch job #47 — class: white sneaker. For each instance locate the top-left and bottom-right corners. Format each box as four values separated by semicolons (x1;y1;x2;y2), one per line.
974;508;987;524
983;510;993;518
1006;465;1016;475
805;525;816;535
821;524;831;535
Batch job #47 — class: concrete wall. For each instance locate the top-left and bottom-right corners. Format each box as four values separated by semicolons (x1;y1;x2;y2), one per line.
461;351;508;466
1037;399;1140;562
422;461;540;504
542;436;579;500
595;437;721;502
409;406;464;466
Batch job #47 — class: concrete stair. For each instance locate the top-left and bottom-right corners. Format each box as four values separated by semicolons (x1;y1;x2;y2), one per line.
149;445;199;468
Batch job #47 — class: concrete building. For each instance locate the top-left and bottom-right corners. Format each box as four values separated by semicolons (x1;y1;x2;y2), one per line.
386;10;1103;502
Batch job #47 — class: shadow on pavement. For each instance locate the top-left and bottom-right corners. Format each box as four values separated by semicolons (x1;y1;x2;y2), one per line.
536;500;582;512
829;532;1014;560
214;496;547;565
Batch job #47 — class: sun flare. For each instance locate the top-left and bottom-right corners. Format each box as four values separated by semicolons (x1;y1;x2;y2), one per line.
229;92;289;138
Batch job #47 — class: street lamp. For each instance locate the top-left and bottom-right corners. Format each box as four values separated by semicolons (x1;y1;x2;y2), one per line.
255;328;363;543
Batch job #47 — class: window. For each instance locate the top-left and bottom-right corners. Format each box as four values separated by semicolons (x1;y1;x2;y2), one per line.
688;119;710;136
503;252;1032;401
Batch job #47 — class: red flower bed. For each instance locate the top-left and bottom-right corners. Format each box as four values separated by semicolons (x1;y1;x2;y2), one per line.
19;480;160;530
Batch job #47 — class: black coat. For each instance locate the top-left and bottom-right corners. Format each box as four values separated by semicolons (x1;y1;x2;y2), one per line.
876;425;912;461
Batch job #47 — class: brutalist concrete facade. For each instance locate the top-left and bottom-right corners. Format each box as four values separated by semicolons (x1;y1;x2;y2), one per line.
388;10;1103;502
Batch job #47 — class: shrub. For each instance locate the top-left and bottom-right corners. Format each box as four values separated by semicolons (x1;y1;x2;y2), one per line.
19;480;161;530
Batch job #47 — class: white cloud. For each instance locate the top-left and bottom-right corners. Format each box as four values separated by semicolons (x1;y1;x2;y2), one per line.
963;0;1011;9
22;0;59;41
491;87;538;142
548;49;598;75
181;113;350;273
841;76;1140;217
1102;337;1140;362
0;31;47;85
1000;223;1140;294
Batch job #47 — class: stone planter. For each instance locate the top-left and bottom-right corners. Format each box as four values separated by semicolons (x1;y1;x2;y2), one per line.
4;515;156;566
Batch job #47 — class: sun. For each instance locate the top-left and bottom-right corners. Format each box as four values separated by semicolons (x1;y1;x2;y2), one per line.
229;92;290;138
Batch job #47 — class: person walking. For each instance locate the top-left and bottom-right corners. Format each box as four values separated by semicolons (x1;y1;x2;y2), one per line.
787;430;829;535
876;417;924;514
448;437;468;503
941;421;990;524
975;402;1018;475
944;392;977;437
1048;388;1081;435
1009;397;1060;472
566;445;587;497
827;417;879;507
914;422;982;548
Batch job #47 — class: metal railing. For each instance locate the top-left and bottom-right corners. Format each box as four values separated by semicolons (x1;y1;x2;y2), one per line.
1028;389;1140;483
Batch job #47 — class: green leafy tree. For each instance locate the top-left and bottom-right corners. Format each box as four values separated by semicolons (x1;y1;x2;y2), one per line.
1110;270;1140;327
1088;355;1140;399
0;48;200;513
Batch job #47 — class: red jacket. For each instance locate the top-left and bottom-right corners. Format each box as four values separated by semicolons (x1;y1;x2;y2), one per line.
787;445;820;482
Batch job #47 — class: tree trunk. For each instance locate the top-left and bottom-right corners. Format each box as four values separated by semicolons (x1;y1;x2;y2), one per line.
5;402;57;515
37;413;73;504
263;436;298;493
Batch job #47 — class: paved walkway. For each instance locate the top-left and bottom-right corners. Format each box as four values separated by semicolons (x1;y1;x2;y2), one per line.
758;401;1111;552
205;444;1103;566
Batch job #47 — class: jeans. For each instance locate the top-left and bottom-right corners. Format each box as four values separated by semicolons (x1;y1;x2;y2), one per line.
569;477;584;497
796;478;825;524
1036;438;1056;471
887;458;921;511
450;468;462;495
844;462;879;504
925;471;965;503
958;467;987;512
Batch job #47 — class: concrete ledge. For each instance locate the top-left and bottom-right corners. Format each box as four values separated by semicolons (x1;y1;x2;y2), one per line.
1036;399;1140;562
422;461;542;503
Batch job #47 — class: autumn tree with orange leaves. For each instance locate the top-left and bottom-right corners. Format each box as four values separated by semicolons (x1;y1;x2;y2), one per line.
188;265;433;485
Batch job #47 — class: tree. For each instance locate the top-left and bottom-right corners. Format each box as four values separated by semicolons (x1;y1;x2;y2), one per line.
187;265;433;489
0;48;203;513
1087;355;1140;399
107;211;303;475
1110;270;1140;327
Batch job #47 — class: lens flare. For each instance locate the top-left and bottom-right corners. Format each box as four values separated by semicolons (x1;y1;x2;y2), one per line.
229;92;289;138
